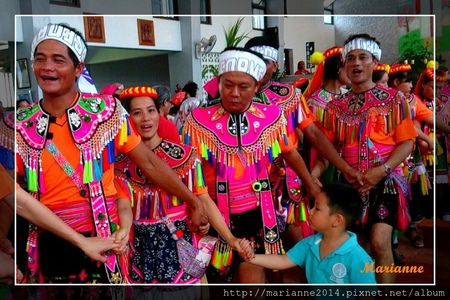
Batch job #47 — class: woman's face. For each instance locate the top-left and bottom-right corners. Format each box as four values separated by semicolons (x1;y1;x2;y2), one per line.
397;80;413;96
376;72;389;88
129;96;160;140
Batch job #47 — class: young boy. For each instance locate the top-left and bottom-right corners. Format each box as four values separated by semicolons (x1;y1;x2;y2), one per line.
240;183;376;284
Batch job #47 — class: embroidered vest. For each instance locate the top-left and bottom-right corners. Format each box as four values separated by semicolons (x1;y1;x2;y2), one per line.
115;139;204;222
258;81;300;130
16;93;130;283
324;85;410;146
16;93;130;192
308;88;340;125
184;99;288;168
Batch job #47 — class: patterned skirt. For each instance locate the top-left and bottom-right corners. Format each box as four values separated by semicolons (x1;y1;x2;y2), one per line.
129;219;197;284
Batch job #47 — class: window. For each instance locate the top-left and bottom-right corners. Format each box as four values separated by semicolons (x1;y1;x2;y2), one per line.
152;0;178;18
200;0;211;24
50;0;80;7
252;0;266;30
324;3;334;25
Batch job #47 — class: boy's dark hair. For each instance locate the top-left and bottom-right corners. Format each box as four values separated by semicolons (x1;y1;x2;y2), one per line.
323;183;362;230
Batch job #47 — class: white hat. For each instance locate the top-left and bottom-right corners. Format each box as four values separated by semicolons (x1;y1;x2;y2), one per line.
343;37;381;61
218;48;266;81
31;24;87;63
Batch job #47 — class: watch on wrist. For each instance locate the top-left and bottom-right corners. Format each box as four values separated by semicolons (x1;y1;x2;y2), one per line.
383;163;392;175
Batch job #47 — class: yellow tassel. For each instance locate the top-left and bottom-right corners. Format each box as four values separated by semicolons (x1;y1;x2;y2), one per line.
119;120;128;146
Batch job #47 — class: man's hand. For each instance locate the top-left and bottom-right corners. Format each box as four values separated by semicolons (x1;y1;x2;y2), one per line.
342;166;364;188
359;166;385;195
77;236;119;262
186;198;209;234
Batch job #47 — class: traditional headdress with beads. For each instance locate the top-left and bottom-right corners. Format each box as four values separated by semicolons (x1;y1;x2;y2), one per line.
119;86;158;100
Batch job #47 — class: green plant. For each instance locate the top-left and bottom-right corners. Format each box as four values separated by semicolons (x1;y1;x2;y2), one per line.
224;17;250;48
201;65;218;78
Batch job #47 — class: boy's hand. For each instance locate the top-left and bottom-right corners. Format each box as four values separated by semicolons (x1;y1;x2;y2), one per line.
237;238;255;261
111;228;130;255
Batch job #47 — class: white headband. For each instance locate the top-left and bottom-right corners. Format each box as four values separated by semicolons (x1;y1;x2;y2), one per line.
343;38;381;61
249;45;279;62
31;24;87;63
218;49;266;81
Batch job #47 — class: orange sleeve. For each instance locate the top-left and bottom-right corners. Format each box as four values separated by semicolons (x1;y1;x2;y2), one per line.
0;164;14;199
414;97;433;122
115;118;142;154
114;178;129;201
298;97;315;131
394;117;418;143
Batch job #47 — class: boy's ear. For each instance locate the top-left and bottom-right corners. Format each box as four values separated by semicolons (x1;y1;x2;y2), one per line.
332;213;345;228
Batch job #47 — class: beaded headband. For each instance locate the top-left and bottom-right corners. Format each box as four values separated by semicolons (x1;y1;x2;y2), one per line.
374;63;391;73
119;86;158;100
323;46;343;60
343;37;381;61
388;64;411;75
218;49;266;81
31;24;87;63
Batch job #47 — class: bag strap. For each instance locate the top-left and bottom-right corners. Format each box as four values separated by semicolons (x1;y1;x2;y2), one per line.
44;140;123;283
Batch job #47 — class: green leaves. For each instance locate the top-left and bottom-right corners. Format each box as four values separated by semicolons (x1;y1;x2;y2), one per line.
224;17;250;48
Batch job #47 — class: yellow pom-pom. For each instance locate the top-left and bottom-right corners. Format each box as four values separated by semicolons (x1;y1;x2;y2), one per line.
310;51;324;66
426;60;438;70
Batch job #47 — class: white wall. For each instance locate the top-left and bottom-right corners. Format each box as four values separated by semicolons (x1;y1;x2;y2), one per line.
284;16;335;73
47;16;181;51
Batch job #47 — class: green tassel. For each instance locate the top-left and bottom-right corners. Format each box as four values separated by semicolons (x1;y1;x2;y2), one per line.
222;248;230;267
273;140;281;158
28;168;38;192
83;160;94;183
201;142;207;159
299;202;307;221
196;160;205;188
